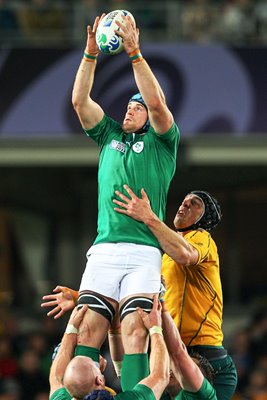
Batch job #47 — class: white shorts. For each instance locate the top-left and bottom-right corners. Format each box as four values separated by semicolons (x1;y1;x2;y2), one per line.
79;243;162;302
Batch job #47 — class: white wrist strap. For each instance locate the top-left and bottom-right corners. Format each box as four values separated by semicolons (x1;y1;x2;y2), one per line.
65;324;78;334
149;325;163;336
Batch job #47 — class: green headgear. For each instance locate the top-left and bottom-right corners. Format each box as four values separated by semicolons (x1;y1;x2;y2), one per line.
128;93;150;132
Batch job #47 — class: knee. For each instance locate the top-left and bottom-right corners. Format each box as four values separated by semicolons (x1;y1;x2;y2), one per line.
121;315;149;353
119;296;153;353
122;316;148;340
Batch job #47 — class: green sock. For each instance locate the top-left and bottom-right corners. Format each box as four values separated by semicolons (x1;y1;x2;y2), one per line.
121;353;149;391
74;345;100;362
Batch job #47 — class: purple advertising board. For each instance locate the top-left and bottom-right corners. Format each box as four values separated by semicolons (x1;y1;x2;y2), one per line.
0;44;266;137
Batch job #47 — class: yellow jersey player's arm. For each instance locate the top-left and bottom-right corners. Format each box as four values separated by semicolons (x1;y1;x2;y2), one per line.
161;302;204;392
113;185;199;267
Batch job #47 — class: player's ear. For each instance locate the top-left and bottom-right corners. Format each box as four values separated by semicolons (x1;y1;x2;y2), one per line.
96;375;105;386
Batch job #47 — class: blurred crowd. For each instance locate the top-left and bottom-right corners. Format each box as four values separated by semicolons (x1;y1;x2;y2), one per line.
0;298;121;400
1;299;267;400
230;307;267;400
0;307;58;400
0;0;267;48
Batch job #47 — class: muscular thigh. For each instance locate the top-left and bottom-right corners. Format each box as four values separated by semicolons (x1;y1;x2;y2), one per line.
77;307;112;348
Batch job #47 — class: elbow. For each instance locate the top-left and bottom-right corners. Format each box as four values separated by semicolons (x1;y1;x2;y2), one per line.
49;368;63;388
163;367;170;386
72;94;80;111
157;365;170;390
72;89;85;112
147;97;163;113
161;354;170;386
170;345;188;370
180;255;192;267
72;97;85;119
72;94;91;118
172;250;191;267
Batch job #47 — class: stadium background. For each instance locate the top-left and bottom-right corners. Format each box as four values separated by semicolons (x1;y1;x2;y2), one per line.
0;1;267;399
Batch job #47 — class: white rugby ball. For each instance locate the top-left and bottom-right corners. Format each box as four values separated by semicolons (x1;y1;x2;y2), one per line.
96;10;135;55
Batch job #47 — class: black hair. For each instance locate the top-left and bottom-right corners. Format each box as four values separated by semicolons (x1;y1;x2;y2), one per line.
190;352;215;386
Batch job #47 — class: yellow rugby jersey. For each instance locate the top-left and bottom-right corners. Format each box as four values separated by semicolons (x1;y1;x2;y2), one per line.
162;229;223;347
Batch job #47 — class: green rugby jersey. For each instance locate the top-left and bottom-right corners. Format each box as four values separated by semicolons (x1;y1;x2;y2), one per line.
50;384;156;400
175;378;217;399
50;387;71;400
116;384;156;400
84;115;179;248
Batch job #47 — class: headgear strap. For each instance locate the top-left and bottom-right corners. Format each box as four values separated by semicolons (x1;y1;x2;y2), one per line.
128;93;150;133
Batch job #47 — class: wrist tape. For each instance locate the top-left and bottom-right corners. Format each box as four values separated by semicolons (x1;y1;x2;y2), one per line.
149;325;163;336
65;324;78;334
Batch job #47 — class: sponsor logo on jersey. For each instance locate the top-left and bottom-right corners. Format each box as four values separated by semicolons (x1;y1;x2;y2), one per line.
109;139;126;154
132;141;144;153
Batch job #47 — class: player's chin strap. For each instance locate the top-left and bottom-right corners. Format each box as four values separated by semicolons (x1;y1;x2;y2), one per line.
135;118;150;134
176;223;199;233
133;119;150;135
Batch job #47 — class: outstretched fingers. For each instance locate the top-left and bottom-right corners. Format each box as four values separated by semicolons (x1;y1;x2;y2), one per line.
140;188;149;201
114;189;130;203
123;184;138;199
41;298;57;308
53;286;63;293
113;199;128;211
47;306;60;318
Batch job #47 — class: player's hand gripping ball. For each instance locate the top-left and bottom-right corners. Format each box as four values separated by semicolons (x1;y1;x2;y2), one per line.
96;10;135;55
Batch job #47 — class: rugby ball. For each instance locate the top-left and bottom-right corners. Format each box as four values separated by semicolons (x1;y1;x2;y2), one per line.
96;10;135;55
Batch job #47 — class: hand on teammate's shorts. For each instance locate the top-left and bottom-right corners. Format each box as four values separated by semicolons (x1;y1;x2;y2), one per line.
159;275;166;302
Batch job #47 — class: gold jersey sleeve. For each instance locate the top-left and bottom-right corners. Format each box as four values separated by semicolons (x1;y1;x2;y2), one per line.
161;229;224;347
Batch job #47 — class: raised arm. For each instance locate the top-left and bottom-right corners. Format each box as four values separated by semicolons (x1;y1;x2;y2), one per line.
49;305;87;396
72;16;104;130
117;16;173;135
113;185;199;266
136;295;169;400
161;302;204;392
